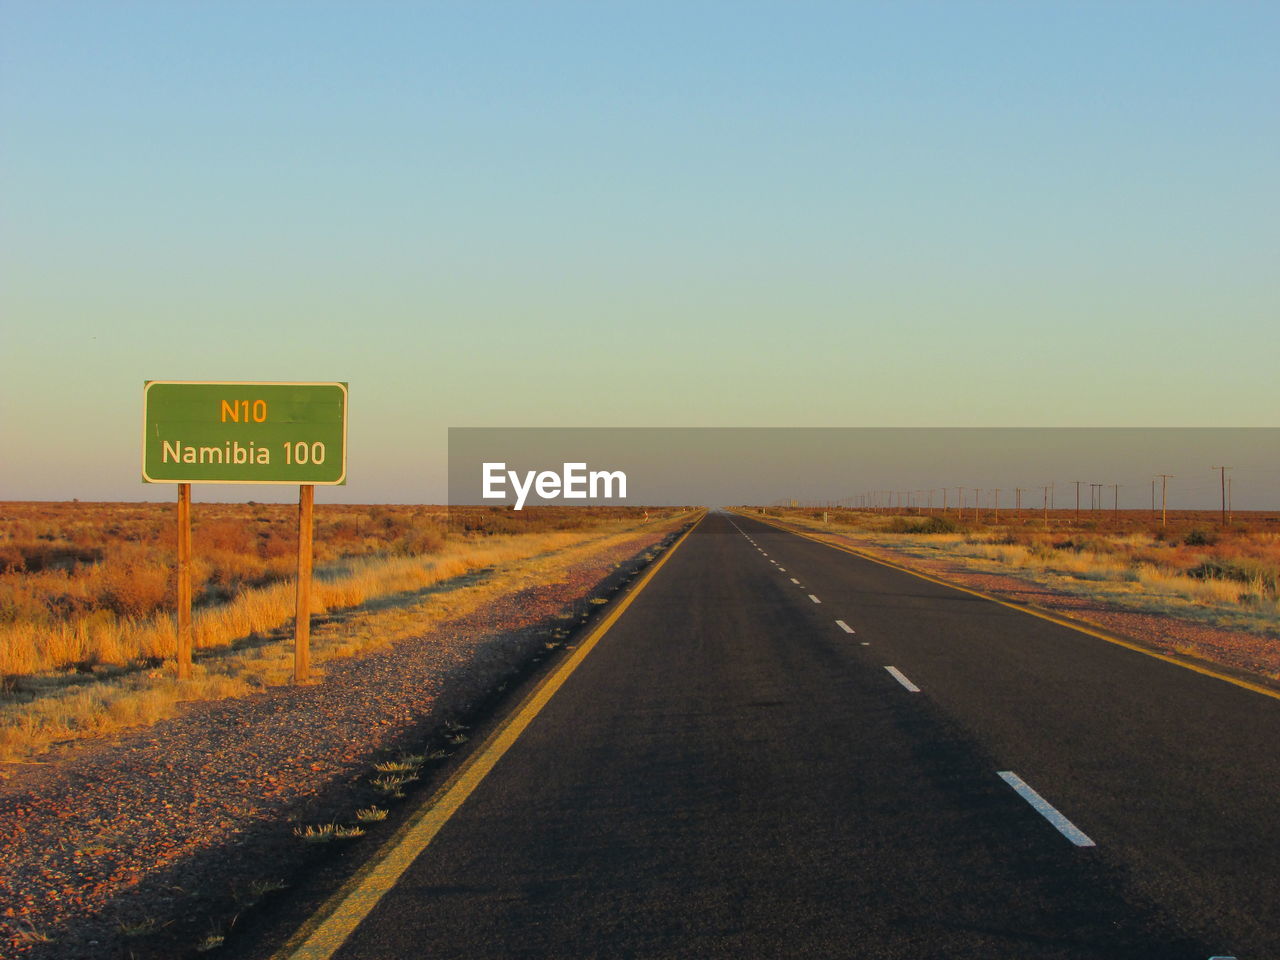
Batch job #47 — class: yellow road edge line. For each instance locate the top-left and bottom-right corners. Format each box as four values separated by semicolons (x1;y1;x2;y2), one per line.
274;515;705;960
739;511;1280;703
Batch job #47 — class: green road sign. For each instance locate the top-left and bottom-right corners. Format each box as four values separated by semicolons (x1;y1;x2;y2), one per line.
143;381;347;484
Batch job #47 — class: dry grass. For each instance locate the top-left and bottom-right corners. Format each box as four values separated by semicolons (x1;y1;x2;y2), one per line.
746;507;1280;635
0;502;656;677
0;505;691;761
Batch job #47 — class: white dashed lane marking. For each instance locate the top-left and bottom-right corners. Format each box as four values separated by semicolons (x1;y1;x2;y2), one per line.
884;666;920;692
997;772;1096;847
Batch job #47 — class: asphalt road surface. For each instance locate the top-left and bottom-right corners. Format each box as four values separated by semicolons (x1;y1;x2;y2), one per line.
307;511;1279;959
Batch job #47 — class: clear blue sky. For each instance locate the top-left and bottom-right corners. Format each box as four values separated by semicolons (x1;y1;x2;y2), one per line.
2;2;1276;502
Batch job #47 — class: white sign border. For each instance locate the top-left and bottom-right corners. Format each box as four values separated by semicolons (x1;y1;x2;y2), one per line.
141;380;348;485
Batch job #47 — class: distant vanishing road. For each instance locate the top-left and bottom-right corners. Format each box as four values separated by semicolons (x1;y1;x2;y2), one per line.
283;511;1280;959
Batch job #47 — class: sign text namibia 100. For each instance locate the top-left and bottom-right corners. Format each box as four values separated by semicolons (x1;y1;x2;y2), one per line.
142;381;347;484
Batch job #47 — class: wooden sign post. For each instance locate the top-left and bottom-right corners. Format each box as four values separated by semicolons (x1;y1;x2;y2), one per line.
295;484;315;682
176;483;193;680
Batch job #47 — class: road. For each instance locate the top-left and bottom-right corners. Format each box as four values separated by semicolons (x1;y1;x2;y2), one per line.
290;510;1280;958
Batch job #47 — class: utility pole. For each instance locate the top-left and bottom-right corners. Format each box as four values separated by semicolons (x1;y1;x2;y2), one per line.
974;488;981;523
1211;466;1230;526
1156;474;1173;527
1042;485;1050;526
993;489;1000;523
1112;483;1119;517
942;487;948;513
1015;487;1024;520
956;487;964;516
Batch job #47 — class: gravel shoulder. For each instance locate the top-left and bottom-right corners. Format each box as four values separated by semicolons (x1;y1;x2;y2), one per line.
0;518;692;959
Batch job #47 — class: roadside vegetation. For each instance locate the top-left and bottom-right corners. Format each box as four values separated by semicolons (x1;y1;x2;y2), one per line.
749;507;1280;638
0;502;687;760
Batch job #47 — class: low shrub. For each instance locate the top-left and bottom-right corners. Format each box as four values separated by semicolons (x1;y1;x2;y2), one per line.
1187;559;1278;595
918;516;960;534
887;516;960;535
